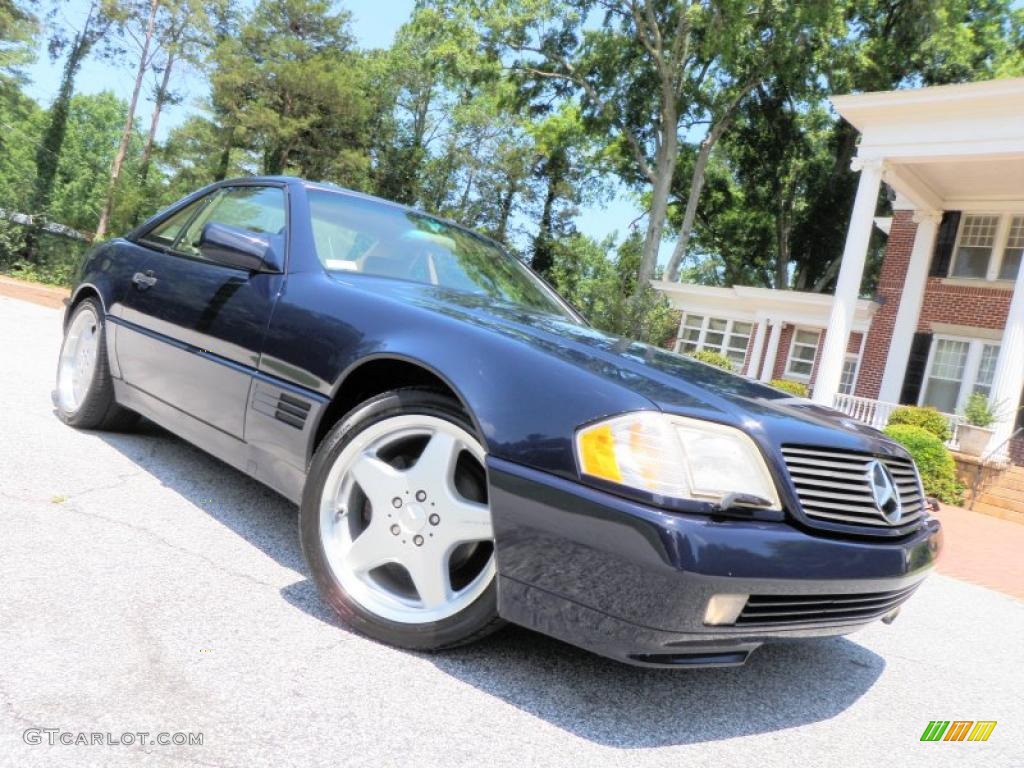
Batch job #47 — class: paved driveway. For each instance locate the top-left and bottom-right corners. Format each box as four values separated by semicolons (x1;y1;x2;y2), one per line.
1;295;1021;768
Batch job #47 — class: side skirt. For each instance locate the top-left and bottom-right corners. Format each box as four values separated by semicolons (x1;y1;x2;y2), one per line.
113;379;305;504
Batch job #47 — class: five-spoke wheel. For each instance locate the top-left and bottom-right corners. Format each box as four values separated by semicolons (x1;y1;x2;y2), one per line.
57;301;101;414
55;298;137;430
301;388;502;649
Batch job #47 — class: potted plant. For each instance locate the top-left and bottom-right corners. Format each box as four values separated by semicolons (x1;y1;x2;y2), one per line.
957;393;997;457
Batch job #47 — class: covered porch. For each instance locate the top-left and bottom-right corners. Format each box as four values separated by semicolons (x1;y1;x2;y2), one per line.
652;281;877;387
819;77;1024;460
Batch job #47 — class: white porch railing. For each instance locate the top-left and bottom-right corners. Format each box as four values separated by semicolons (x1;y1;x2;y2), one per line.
832;393;964;448
832;393;896;429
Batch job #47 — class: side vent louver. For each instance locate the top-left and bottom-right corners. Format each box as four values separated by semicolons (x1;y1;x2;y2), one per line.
252;382;312;430
274;392;311;429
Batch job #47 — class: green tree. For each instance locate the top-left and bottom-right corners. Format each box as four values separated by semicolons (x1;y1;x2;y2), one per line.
49;92;134;233
662;1;843;282
674;0;1024;293
479;0;707;310
95;0;162;240
27;0;120;229
208;0;373;186
527;104;597;276
371;3;483;205
137;0;221;185
549;230;676;343
791;0;1024;291
0;0;37;95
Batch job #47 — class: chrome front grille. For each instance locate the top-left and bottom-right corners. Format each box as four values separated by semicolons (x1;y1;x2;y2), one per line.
736;584;921;626
781;446;926;531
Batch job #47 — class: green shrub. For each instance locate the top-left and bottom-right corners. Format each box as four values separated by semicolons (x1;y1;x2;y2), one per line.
0;225;86;288
769;379;809;397
883;424;964;505
887;405;952;442
686;349;734;370
963;392;996;428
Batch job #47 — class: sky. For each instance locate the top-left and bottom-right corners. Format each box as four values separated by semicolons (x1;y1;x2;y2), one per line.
23;0;646;251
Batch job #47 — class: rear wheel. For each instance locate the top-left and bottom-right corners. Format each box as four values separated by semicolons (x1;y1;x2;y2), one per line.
300;388;502;650
55;298;137;430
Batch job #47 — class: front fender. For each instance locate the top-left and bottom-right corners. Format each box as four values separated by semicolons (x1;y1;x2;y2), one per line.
260;273;656;481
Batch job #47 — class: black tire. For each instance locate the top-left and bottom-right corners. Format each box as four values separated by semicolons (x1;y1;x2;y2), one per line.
55;298;138;431
300;387;503;651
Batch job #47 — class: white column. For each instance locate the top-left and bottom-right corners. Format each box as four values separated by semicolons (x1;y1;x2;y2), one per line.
759;320;783;382
877;209;942;403
812;158;885;405
986;265;1024;455
747;318;768;378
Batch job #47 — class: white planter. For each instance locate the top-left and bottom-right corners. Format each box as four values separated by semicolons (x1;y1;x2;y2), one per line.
957;424;995;457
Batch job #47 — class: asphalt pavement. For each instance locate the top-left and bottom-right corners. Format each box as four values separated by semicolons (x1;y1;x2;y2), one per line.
1;294;1021;768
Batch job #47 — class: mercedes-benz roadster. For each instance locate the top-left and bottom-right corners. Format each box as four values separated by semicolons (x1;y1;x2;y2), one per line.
55;177;942;667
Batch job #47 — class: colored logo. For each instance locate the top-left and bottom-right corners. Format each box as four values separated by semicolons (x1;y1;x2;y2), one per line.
920;721;997;742
868;460;901;524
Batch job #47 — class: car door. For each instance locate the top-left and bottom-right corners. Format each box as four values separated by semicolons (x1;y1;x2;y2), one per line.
115;184;288;438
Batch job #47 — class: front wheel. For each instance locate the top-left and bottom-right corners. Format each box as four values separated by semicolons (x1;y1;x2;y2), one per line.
55;298;137;430
300;388;502;650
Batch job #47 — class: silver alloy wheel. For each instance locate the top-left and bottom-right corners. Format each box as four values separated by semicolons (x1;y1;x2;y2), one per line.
57;305;100;414
319;414;495;624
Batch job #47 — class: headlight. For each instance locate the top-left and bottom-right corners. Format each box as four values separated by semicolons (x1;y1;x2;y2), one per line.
575;412;781;510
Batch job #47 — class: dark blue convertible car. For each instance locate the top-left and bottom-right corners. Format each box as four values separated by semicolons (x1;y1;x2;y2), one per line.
55;177;942;667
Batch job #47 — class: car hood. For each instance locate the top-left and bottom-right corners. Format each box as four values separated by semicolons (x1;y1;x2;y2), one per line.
344;277;905;458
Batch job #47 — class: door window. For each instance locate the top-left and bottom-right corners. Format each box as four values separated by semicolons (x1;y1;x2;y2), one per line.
177;186;287;260
140;199;207;248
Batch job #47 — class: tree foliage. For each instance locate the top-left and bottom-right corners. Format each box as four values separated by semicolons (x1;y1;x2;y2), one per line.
1;0;1022;336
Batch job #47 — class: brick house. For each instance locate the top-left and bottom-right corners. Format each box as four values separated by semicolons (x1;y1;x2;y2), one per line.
654;76;1024;466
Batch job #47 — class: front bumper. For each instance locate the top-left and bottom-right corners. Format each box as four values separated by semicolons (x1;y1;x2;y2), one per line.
488;458;942;668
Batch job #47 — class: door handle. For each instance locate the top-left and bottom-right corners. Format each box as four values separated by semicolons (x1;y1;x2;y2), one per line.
132;270;158;290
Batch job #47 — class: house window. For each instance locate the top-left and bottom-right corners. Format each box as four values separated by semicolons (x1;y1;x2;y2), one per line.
724;322;753;366
839;354;860;396
678;314;704;352
920;336;1000;413
921;339;969;412
675;314;752;369
951;215;999;278
973;343;1000;398
950;213;1024;281
785;328;820;379
999;216;1024;281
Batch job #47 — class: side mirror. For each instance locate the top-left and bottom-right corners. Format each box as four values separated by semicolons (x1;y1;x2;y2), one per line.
198;222;282;272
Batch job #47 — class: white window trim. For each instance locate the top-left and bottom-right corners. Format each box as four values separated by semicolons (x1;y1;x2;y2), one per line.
839;332;866;396
784;326;821;381
947;211;1021;282
918;333;1000;414
839;353;861;396
674;313;753;369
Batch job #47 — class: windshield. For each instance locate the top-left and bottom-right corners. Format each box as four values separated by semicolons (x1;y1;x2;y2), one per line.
307;189;575;320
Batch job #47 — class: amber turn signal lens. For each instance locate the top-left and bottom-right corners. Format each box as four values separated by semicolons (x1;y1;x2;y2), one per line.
577;424;623;483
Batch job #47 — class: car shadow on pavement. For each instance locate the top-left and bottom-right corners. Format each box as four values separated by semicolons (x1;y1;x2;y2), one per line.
281;575;885;748
93;419;308;573
426;626;885;747
96;419;886;749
